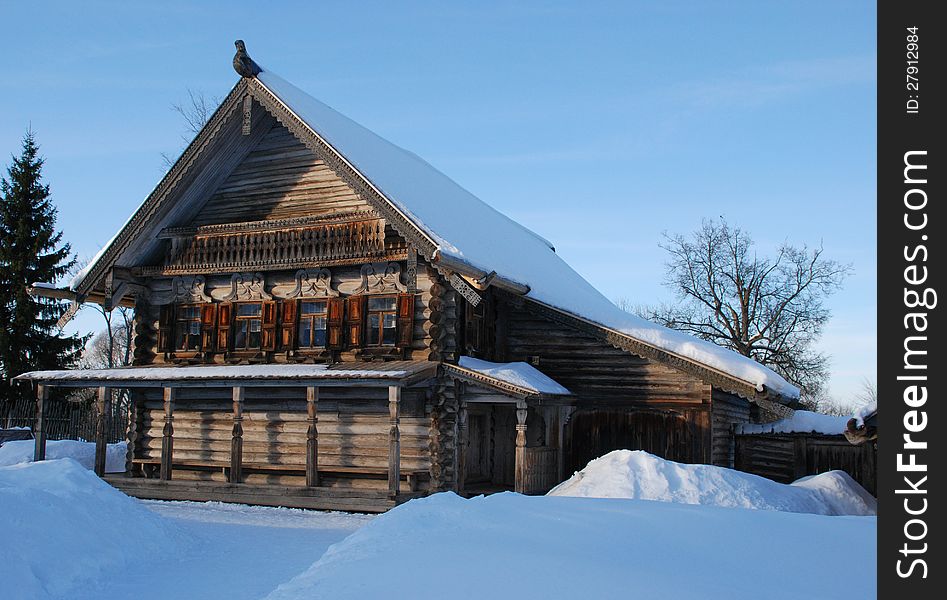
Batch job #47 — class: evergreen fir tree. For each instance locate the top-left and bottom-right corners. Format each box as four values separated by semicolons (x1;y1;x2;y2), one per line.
0;131;86;420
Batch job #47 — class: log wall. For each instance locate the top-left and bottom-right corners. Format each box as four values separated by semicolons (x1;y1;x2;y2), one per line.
710;388;751;468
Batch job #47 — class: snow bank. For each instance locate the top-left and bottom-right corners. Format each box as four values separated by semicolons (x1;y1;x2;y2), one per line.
0;459;184;599
0;439;127;473
265;492;875;600
736;410;850;435
457;356;570;394
548;450;875;516
855;401;877;425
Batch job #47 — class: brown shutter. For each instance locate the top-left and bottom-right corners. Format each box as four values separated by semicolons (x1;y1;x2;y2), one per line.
327;297;344;350
262;300;278;351
200;303;217;352
397;293;416;348
279;299;298;351
157;304;174;353
345;295;366;348
217;302;232;352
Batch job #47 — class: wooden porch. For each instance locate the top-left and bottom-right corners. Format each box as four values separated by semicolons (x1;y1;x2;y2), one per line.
15;362;437;511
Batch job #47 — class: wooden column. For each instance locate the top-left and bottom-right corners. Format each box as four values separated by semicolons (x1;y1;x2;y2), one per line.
124;391;138;477
94;387;111;477
306;386;319;487
388;386;401;498
34;385;48;462
230;387;244;483
514;401;528;494
160;387;175;481
457;398;469;494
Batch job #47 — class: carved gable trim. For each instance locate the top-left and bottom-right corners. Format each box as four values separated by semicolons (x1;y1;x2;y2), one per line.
353;262;407;295
223;272;272;302
282;268;339;298
172;275;213;303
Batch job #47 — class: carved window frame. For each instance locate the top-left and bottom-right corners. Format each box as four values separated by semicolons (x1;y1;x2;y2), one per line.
232;301;264;352
172;304;203;353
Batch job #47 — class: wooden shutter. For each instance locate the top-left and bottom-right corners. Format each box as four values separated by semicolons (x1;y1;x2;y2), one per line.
262;300;278;351
217;302;232;352
397;293;416;348
279;299;298;351
327;297;344;350
200;304;217;352
345;295;366;348
157;304;174;353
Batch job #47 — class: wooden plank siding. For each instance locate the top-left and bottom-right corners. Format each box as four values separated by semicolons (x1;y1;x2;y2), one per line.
734;433;877;496
192;124;375;225
133;386;432;491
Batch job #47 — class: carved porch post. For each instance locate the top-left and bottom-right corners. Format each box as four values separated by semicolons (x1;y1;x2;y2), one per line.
457;397;469;494
514;401;528;494
160;387;175;481
388;386;401;498
94;387;111;477
231;386;244;483
34;385;48;462
124;391;139;477
306;386;319;487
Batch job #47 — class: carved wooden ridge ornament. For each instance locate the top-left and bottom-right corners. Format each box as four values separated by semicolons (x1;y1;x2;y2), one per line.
287;268;339;298
448;273;481;307
354;262;407;294
172;275;213;303
223;272;272;301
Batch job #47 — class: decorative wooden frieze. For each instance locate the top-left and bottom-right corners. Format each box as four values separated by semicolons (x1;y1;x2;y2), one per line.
405;243;418;294
283;268;339;298
151;216;390;276
242;94;253;135
353;262;407;295
448;273;481;307
171;275;213;303
223;272;272;302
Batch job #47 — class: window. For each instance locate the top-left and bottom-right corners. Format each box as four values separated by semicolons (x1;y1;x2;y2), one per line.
298;300;329;349
365;296;398;346
173;305;202;351
233;303;263;350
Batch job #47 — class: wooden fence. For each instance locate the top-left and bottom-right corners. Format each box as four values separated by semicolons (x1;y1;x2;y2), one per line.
521;447;559;494
2;393;128;444
734;432;876;496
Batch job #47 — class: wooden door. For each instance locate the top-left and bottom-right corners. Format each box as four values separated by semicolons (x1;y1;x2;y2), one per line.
464;414;490;483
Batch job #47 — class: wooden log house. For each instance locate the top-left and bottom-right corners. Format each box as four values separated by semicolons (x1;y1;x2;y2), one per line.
19;43;799;512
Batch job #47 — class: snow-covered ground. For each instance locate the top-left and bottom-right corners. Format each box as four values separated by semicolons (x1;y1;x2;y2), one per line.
2;455;875;599
548;450;876;516
266;492;876;600
0;439;127;473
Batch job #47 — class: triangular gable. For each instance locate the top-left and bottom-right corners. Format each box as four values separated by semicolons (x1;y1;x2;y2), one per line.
71;64;799;403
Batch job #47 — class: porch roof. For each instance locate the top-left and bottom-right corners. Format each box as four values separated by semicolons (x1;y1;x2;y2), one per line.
14;361;437;388
441;362;572;403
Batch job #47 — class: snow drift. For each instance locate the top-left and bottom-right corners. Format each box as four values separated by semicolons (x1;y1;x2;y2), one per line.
735;410;850;435
0;459;184;599
264;492;875;600
0;439;127;473
548;450;875;516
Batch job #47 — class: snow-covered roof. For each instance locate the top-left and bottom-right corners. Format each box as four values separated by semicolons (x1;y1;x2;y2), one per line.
253;69;798;400
736;410;850;436
457;357;570;395
65;59;798;401
14;362;435;386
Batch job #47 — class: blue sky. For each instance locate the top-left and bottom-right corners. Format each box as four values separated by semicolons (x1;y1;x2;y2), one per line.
0;1;875;406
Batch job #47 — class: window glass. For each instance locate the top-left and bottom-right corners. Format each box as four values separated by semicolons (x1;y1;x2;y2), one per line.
299;300;329;349
365;295;398;346
233;303;263;350
173;304;202;351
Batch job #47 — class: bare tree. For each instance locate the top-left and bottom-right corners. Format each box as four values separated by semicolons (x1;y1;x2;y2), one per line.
161;88;220;168
643;218;850;400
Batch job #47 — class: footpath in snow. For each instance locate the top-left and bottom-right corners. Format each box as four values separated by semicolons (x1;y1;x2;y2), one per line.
265;491;876;600
548;450;876;516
